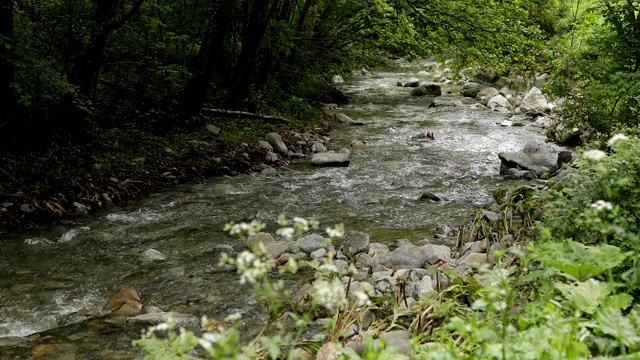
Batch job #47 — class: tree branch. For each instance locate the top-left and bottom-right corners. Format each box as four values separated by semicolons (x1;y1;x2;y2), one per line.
201;108;291;123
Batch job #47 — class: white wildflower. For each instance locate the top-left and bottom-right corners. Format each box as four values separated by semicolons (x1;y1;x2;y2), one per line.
325;225;345;238
314;278;346;311
292;217;309;228
235;251;269;284
319;263;339;274
583;149;606;161
276;227;295;240
353;290;372;307
591;200;613;211
607;133;629;146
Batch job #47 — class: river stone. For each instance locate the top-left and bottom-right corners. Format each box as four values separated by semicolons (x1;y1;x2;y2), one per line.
488;94;511;111
338;147;351;154
557;150;575;168
414;275;434;298
141;248;167;262
460;240;487;258
332;75;344;84
312;141;327;153
206;124;220;135
296;234;328;254
505;168;530;180
335;113;365;125
311;152;350;167
410;84;442;97
368;243;389;257
477;87;499;104
521;87;548;114
262;242;288;259
265;151;278;163
368;245;426;270
403;78;421;87
461;252;489;266
258;140;273;151
374;275;397;293
246;232;275;250
498;140;562;174
461;82;484;97
310;248;327;259
419;192;441;202
265;132;288;155
316;342;338;360
261;167;277;176
420;244;451;265
341;231;370;257
127;312;200;332
380;330;413;356
483;210;502;222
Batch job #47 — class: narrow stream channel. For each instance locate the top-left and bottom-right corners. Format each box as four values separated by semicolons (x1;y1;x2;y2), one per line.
0;64;546;358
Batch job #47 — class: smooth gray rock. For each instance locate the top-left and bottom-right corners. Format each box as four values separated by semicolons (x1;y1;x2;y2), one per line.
127;312;200;332
258;140;273;151
260;167;277;176
483;210;502;222
265;132;288;155
461;82;484;98
380;330;413;356
368;245;426;270
141;249;167;262
499;140;563;174
487;94;511;111
477;87;500;104
296;234;328;254
311;152;350;167
310;248;327;259
419;192;441;202
341;231;370;257
420;244;451;265
368;243;389;257
335;113;365;125
265;151;278;163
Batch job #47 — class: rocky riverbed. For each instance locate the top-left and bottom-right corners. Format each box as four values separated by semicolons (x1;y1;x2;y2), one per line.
0;62;569;358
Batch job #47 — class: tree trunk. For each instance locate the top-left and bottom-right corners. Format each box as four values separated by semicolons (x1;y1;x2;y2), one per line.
179;0;235;115
0;0;17;148
224;0;272;109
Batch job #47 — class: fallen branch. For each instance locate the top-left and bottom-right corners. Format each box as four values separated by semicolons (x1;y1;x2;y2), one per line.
201;108;290;124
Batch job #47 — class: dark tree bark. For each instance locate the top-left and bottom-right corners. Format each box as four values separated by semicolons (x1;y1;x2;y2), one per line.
179;0;235;115
0;0;17;147
224;0;273;109
68;0;146;95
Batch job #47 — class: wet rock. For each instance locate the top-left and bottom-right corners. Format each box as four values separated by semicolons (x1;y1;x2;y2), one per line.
477;87;499;104
127;312;200;332
411;84;442;97
296;234;328;254
403;78;421;87
474;66;499;84
246;232;275;250
312;141;328;153
335;113;365;125
420;244;451;265
141;248;167;262
505;168;530;180
488;95;511;111
499;140;563;175
332;75;344;84
265;132;288;155
73;202;89;214
461;82;484;98
557;150;575;169
206;124;221;135
311;152;350;167
106;288;143;317
533;116;552;128
260;167;277;177
341;231;370;257
20;203;36;213
419;192;441;202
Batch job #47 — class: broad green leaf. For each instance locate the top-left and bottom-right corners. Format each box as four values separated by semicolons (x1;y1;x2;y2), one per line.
555;279;611;314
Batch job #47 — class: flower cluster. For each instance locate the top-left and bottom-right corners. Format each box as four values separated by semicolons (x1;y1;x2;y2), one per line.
235;250;271;284
314;277;347;311
591;200;613;211
583;149;606;161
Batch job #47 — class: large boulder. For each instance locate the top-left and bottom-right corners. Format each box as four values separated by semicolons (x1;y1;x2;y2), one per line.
461;82;484;98
473;66;499;83
311;152;350;167
410;84;442;97
367;245;426;270
265;132;288;155
340;231;370;257
335;113;365;126
477;87;500;104
499;140;564;175
521;87;548;114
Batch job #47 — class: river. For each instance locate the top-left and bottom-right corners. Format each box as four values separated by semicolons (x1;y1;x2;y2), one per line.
0;64;545;358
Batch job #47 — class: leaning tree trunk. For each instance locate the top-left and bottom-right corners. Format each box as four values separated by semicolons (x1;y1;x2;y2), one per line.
179;0;235;115
0;0;17;148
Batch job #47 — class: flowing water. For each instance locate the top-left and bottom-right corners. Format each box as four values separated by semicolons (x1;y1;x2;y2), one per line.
0;65;545;358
